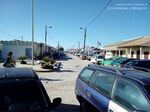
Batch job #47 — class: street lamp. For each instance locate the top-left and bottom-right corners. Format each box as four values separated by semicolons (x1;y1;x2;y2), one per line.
45;25;52;53
80;27;87;54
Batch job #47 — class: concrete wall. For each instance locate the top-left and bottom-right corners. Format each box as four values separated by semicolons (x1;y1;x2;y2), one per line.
1;44;41;60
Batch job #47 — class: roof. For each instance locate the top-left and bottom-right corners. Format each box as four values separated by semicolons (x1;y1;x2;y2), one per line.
0;68;37;78
104;36;150;50
104;37;138;50
88;64;150;85
118;36;150;47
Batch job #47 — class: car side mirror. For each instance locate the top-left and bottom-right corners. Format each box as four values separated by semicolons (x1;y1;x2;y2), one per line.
52;97;62;109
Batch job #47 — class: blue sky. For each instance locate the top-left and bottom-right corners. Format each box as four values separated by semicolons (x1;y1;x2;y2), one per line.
0;0;150;49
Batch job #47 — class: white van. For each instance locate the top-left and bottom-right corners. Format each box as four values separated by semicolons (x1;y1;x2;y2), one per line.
105;52;113;59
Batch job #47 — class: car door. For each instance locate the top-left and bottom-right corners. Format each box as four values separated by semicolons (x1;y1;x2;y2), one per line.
108;78;149;112
75;68;95;100
87;71;116;112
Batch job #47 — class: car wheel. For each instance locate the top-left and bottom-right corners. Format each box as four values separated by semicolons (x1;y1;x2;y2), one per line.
80;100;89;112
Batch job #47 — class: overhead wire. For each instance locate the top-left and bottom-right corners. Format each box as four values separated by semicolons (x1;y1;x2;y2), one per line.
86;0;113;28
0;30;20;39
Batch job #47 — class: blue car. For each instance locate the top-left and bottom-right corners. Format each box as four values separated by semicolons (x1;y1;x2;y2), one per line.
75;64;150;112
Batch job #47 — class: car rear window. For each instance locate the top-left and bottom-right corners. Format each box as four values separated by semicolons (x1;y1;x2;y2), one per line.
0;79;48;111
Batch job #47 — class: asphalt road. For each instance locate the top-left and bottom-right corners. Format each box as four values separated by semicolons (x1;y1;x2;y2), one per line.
37;54;91;112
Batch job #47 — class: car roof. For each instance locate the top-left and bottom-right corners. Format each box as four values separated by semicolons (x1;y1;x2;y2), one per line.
0;68;38;79
132;60;150;62
88;64;150;85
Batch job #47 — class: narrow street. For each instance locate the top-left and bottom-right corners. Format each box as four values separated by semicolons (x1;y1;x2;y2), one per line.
37;54;91;112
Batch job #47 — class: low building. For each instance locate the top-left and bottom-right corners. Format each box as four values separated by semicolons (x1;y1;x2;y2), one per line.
0;40;56;60
104;36;150;59
118;36;150;59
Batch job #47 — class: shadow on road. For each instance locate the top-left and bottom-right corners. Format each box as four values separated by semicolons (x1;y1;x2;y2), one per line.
55;103;80;112
40;77;62;82
59;70;74;72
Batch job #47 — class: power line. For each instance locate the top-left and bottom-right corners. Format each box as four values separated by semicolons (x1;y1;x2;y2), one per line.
86;0;113;28
0;30;20;39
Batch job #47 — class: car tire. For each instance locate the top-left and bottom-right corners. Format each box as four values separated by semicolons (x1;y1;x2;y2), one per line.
80;100;89;112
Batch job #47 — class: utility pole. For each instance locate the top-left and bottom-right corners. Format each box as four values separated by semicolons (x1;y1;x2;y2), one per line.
21;36;23;41
58;41;61;51
83;27;87;54
78;41;80;50
80;27;87;54
45;26;52;54
45;25;47;53
32;0;34;66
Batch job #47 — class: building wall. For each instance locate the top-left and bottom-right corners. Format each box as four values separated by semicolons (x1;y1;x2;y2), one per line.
1;42;41;60
2;45;31;60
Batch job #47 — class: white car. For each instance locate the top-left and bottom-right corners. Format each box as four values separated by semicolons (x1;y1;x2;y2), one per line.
91;54;104;65
105;52;113;59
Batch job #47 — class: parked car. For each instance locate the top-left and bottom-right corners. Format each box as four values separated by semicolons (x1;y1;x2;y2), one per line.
80;53;87;60
111;57;136;67
75;64;150;112
91;54;104;65
105;52;113;59
103;56;119;66
123;60;150;72
0;68;61;112
86;54;93;61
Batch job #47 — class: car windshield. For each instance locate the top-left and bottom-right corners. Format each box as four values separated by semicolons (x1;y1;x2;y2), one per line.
108;57;119;61
0;79;48;111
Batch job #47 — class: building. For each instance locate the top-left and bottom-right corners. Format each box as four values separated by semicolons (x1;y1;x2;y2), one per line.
104;36;150;59
0;40;56;60
0;43;2;60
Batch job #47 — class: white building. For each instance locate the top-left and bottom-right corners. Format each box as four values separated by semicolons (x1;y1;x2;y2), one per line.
0;40;56;60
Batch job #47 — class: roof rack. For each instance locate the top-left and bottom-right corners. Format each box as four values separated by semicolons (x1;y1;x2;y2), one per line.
88;64;123;75
132;66;150;73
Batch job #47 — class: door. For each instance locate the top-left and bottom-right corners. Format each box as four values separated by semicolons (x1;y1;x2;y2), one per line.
136;50;140;59
88;71;116;112
131;51;134;58
144;51;149;59
25;48;32;59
